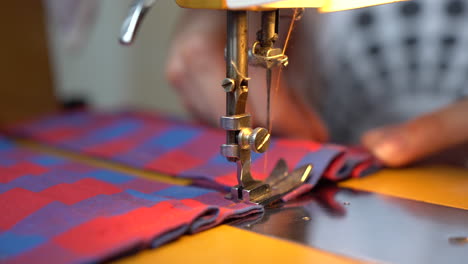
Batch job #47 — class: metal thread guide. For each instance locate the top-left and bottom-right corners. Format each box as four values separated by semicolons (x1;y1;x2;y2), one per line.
221;10;312;205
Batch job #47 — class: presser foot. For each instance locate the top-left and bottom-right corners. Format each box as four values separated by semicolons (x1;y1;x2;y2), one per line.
226;159;313;205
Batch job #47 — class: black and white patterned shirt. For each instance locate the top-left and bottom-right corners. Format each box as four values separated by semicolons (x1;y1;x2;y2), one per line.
306;0;468;143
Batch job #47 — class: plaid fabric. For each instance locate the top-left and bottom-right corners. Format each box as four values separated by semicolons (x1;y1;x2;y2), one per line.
0;136;262;264
8;111;380;199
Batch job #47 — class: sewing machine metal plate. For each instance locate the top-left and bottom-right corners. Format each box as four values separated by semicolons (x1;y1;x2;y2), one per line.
233;184;468;264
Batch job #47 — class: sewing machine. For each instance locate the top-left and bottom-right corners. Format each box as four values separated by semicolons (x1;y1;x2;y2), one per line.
119;0;403;205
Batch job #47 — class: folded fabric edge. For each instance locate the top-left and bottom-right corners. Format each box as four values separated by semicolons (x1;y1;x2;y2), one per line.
188;207;220;233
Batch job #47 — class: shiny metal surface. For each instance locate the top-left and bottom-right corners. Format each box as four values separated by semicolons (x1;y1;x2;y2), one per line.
120;0;156;45
223;11;311;204
223;10;274;203
226;160;312;205
235;185;468;264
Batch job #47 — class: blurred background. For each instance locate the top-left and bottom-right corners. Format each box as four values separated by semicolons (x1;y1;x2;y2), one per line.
4;0;467;144
1;0;186;126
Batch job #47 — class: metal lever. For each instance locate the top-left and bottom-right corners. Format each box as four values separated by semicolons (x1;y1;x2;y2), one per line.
120;0;156;45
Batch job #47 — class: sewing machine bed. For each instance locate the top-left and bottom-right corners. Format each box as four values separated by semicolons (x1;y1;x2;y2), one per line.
111;167;468;264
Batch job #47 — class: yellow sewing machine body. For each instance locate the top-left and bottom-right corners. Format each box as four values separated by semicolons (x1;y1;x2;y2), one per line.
175;0;405;12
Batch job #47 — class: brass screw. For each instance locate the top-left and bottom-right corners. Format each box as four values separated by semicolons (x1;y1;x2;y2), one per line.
249;127;270;153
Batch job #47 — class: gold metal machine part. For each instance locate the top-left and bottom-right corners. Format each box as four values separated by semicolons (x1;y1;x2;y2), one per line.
119;0;403;204
219;9;312;204
119;0;312;205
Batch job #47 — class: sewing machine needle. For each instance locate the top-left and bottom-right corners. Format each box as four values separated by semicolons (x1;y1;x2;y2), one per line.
266;68;272;132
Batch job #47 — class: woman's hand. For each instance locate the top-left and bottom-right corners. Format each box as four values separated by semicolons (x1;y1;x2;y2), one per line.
362;99;468;167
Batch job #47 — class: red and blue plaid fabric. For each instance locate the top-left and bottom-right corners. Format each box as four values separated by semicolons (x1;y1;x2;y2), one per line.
0;136;262;264
8;111;380;199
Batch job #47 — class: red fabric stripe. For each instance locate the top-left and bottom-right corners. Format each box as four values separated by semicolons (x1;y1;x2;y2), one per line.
215;172;237;186
145;150;205;175
0;162;48;183
275;139;321;151
0;188;52;230
323;153;346;181
351;160;374;178
40;178;122;205
35;128;82;142
53;201;208;255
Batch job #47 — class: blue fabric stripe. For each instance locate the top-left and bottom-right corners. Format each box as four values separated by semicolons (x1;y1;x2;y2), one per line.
32;156;66;166
146;127;201;149
0;232;46;259
154;185;214;199
88;170;133;184
125;189;168;202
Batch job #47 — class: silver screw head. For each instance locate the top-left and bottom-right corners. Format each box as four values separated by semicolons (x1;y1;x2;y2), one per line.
221;78;235;92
